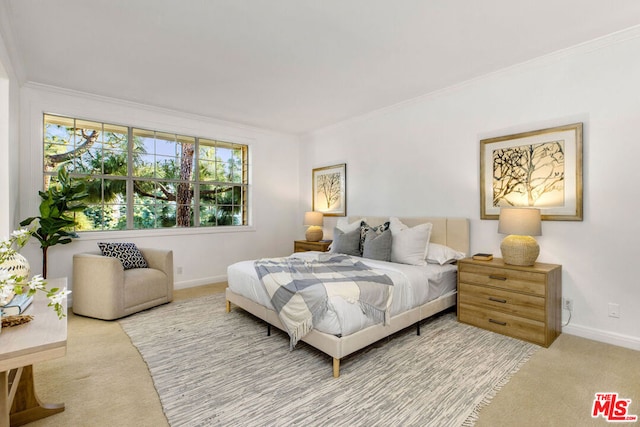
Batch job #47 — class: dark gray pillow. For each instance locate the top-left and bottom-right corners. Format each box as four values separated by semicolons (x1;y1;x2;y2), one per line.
332;227;361;256
362;229;392;261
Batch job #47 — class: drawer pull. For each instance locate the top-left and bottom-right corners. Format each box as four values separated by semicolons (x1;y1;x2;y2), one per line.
489;275;507;281
489;318;507;326
488;297;507;304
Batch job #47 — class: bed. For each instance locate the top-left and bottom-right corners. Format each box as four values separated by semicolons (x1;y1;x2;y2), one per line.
225;216;470;377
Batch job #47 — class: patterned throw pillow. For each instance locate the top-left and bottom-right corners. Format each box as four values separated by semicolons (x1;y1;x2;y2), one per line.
359;221;390;256
97;242;148;270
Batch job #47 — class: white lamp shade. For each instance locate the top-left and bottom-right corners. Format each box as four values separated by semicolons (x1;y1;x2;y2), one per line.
498;208;541;236
304;211;323;226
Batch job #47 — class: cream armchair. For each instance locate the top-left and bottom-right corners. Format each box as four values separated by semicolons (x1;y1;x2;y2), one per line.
72;248;174;320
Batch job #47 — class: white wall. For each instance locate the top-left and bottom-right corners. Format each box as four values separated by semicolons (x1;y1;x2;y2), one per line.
300;28;640;350
18;85;301;293
0;29;20;237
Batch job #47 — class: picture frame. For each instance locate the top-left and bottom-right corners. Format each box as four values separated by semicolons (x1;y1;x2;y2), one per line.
480;123;583;221
312;163;346;217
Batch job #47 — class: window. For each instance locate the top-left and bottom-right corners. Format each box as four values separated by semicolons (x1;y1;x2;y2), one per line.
43;114;249;231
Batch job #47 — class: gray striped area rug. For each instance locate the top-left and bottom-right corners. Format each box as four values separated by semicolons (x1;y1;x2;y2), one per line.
119;293;538;427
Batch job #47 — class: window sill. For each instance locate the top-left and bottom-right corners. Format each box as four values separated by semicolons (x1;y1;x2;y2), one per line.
76;225;255;241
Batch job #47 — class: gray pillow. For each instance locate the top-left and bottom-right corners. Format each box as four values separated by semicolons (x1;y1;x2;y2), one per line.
332;227;361;256
359;221;390;256
362;229;392;261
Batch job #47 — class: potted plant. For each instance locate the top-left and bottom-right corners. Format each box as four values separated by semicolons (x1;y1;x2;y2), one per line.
20;166;88;279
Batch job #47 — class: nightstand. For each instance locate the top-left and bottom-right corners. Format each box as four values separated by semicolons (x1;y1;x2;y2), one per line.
294;240;332;253
457;257;562;347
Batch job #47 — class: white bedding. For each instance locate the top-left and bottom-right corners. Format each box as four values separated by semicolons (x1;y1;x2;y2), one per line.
227;251;457;337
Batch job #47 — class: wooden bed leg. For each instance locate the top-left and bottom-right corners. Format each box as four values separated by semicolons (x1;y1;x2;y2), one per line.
267;324;271;336
416;321;421;336
333;358;340;378
225;300;231;313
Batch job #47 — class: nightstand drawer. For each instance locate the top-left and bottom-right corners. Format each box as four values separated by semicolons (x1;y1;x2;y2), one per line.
459;264;546;297
459;303;546;345
458;282;546;322
293;240;332;253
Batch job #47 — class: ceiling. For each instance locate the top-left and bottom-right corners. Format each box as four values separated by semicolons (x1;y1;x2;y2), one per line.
2;0;640;135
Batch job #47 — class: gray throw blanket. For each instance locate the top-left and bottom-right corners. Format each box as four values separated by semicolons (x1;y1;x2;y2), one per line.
255;254;394;349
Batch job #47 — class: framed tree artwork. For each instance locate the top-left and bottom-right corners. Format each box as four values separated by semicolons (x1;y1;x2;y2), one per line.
480;123;583;221
312;163;346;217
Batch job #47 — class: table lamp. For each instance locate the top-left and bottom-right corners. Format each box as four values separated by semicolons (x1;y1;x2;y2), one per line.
304;211;324;242
498;207;542;266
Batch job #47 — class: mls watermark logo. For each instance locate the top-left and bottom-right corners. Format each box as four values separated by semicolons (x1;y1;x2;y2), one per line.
592;393;638;422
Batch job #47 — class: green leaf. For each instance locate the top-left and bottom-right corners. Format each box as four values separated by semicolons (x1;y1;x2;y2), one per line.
19;217;36;226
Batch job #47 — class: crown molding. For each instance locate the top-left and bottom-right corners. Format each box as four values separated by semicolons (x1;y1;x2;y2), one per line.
307;24;640;138
22;81;296;139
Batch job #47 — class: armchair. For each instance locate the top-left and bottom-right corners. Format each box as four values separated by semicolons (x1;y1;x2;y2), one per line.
72;247;173;320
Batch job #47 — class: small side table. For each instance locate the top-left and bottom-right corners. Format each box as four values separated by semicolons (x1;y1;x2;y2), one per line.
294;240;332;253
0;278;68;427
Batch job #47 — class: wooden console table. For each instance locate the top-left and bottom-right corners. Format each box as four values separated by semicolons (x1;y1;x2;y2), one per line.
0;278;67;427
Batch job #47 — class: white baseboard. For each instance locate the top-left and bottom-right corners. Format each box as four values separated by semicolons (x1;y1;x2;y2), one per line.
562;324;640;351
174;274;227;290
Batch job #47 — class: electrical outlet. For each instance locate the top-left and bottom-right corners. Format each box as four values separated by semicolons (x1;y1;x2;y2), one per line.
562;297;573;311
608;303;620;318
177;266;183;275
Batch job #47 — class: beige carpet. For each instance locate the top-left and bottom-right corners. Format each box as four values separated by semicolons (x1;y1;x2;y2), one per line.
26;283;639;426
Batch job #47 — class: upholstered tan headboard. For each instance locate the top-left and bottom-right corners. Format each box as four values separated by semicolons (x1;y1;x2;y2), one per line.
347;216;470;255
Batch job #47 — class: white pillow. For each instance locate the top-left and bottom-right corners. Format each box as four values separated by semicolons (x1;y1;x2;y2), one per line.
388;217;432;266
426;243;466;265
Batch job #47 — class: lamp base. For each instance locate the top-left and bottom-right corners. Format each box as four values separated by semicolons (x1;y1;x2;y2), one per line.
305;226;323;242
500;235;539;266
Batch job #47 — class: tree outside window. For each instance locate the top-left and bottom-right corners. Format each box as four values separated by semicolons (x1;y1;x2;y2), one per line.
43;114;248;231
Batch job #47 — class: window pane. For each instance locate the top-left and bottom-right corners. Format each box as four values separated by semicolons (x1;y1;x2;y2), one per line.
199;205;217;226
133;179;160;229
232;206;242;225
199;139;216;162
79;204;104;231
155;132;177;155
156;200;177;228
230;162;242;183
199;160;216;181
216;205;235;225
103;125;128;151
74;148;103;175
199;184;217;204
133;203;158;229
216;146;233;163
177;140;196;180
80;204;127;231
134;154;155;177
102;150;128;176
155;155;180;179
79;178;126;230
216;161;230;182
